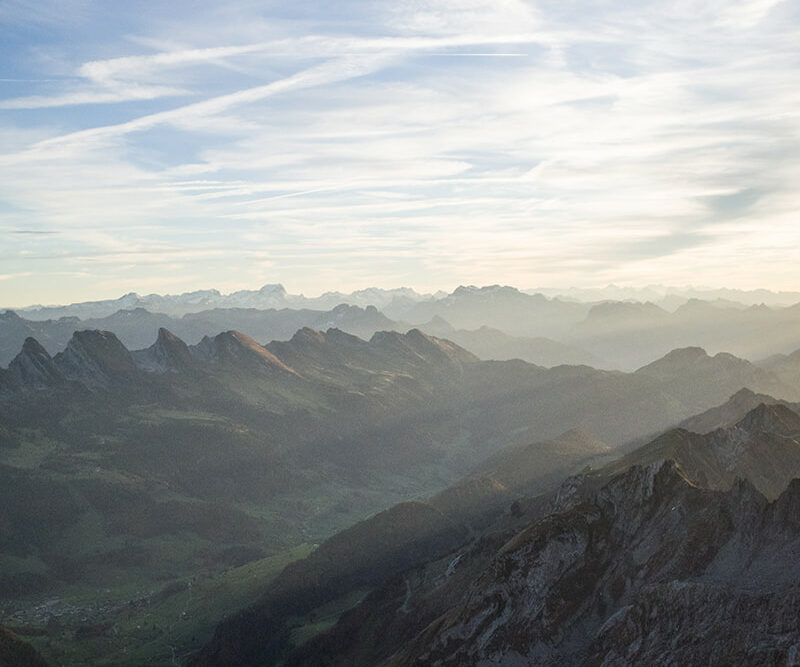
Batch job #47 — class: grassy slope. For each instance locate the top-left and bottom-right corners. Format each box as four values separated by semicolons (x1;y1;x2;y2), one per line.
0;399;463;666
11;545;313;666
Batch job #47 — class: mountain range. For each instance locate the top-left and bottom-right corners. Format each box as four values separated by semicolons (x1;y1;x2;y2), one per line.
5;304;800;664
14;283;800;321
13;285;444;321
9;284;800;371
193;400;800;665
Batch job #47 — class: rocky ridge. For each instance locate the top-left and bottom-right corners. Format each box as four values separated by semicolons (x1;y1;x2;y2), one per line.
236;403;800;667
280;457;800;667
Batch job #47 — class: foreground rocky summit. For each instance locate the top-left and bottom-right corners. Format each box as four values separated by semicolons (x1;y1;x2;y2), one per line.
276;460;800;666
200;400;799;666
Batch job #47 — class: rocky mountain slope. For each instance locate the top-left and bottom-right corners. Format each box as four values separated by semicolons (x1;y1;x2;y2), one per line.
199;402;800;666
596;403;800;499
193;404;800;666
376;460;800;666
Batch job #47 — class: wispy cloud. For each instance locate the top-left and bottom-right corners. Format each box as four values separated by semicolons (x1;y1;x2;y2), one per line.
0;0;798;305
0;84;189;110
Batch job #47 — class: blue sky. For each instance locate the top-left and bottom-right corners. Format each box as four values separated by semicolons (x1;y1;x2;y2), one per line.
1;0;798;307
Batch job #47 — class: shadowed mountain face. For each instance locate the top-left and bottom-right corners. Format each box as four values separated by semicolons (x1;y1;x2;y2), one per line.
0;332;795;500
191;402;800;667
191;501;472;667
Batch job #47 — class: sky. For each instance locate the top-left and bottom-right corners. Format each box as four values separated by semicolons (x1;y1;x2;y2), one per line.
0;0;799;307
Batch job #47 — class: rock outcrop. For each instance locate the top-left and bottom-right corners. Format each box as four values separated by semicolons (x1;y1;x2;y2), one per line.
278;458;800;667
53;330;138;388
6;338;63;390
131;327;197;374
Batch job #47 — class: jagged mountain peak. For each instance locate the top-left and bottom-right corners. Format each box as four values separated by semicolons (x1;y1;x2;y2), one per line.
726;476;768;518
6;336;63;390
678;388;786;434
728;387;759;401
404;327;435;344
328;302;379;316
258;283;286;295
289;327;327;346
588;299;669;318
426;315;455;331
600;459;694;507
53;330;137;387
64;330;133;365
323;327;366;347
156;326;182;343
634;348;791;403
637;346;710;374
69;329;123;346
132;327;195;374
20;336;50;357
369;329;406;345
451;284;522;298
308;305;394;340
370;328;477;364
371;460;728;667
732;402;800;436
283;326;366;351
193;330;296;374
599;401;800;500
551;427;609;449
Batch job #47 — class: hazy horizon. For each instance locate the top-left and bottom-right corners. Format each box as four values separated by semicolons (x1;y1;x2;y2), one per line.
6;280;800;312
2;0;800;307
